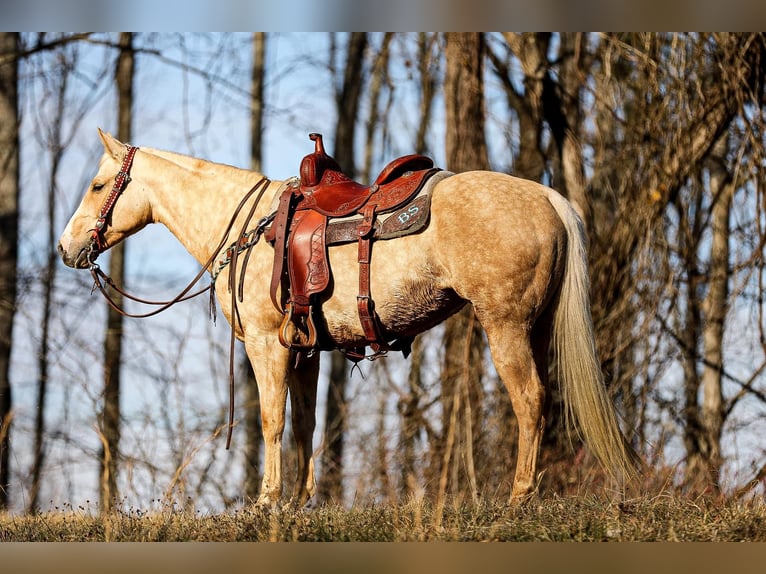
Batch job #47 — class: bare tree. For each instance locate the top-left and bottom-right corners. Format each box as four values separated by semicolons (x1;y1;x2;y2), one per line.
0;32;20;511
28;41;79;513
318;32;368;504
99;32;134;512
693;133;734;492
623;34;766;493
361;32;392;183
489;33;548;182
397;33;441;499
437;32;490;503
243;31;266;503
414;33;439;157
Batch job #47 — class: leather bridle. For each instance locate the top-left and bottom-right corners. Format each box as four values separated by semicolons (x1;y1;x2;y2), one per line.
84;144;274;449
87;144;139;264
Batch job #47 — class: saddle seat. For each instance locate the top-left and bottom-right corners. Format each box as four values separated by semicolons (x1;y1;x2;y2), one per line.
267;133;440;359
297;133;434;217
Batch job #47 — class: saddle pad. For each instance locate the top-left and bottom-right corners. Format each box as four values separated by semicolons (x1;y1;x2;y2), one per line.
324;170;453;246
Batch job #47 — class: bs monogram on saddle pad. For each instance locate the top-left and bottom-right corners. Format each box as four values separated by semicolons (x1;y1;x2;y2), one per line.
264;133;448;360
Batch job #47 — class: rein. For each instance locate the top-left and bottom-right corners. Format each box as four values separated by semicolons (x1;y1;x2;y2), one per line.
86;146;273;449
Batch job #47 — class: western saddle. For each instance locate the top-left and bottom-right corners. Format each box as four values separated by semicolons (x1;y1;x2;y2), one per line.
265;133;443;359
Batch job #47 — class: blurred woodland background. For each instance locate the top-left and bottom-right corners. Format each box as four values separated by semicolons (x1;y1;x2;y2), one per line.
1;32;766;514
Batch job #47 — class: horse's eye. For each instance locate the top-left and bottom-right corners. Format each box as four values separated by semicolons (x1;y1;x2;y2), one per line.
92;182;106;192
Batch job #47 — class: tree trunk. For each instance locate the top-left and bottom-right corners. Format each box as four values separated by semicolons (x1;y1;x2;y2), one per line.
399;335;425;498
361;33;392;183
541;33;590;230
438;32;489;500
333;32;367;175
250;32;265;174
494;32;549;182
29;41;72;513
414;33;438;156
0;32;20;511
318;32;367;504
100;32;134;512
399;38;439;498
684;133;734;493
698;134;733;492
318;351;347;503
443;34;490;172
243;31;266;503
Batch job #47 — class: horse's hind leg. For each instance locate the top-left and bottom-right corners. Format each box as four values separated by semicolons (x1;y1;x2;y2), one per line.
286;353;319;506
481;315;552;503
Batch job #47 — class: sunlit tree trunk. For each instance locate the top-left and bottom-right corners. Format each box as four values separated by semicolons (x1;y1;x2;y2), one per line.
0;32;20;511
685;133;734;493
699;135;733;491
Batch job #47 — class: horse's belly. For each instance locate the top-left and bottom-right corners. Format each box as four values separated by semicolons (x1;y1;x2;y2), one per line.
320;233;460;344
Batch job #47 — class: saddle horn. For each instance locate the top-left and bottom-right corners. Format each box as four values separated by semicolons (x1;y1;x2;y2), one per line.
309;132;325;153
300;133;342;187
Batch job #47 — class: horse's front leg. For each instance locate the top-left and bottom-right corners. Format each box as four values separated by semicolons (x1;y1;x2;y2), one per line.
287;352;319;506
246;333;290;507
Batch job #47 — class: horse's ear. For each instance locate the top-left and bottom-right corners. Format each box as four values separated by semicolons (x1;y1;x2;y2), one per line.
98;128;124;158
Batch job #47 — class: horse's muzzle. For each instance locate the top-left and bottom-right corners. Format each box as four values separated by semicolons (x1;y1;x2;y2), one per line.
57;241;93;269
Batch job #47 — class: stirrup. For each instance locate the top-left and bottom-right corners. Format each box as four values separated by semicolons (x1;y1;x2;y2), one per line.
278;302;318;351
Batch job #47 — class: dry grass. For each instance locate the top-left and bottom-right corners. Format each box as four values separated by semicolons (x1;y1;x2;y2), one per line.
2;494;766;541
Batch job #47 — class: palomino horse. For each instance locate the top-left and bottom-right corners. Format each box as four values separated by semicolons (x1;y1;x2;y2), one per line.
58;129;640;506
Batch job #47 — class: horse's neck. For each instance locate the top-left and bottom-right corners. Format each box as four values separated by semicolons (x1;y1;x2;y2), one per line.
141;148;277;266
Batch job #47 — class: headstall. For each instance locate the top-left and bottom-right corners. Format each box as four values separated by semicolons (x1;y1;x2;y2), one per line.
87;144;139;265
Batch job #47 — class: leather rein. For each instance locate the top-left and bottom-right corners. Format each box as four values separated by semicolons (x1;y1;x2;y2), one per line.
86;144;273;449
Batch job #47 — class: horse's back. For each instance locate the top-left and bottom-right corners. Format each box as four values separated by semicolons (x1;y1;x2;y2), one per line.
431;170;565;236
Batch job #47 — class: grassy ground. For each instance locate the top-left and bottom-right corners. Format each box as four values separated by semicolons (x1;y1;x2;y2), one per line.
3;494;766;541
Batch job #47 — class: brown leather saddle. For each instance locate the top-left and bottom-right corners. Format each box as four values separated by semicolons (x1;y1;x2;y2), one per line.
265;133;442;359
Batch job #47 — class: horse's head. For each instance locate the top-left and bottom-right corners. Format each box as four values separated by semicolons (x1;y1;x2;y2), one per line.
58;129;153;269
